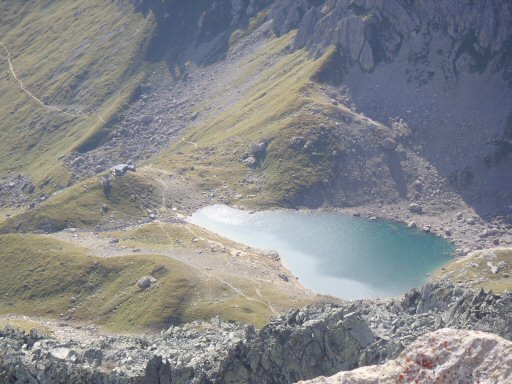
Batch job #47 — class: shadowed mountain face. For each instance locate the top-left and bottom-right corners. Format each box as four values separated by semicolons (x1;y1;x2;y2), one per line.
132;0;272;66
268;0;512;215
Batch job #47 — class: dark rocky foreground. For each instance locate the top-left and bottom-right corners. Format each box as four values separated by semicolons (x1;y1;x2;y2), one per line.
1;282;511;384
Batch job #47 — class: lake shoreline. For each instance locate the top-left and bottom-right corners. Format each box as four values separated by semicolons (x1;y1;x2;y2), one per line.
227;200;512;260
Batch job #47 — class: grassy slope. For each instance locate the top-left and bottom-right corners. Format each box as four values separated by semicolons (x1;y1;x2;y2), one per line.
433;249;512;293
105;222;317;324
0;234;275;331
0;172;160;233
108;222;203;250
153;32;342;206
0;0;153;191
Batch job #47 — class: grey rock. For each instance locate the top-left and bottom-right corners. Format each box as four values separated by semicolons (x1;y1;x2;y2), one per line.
413;180;423;192
381;138;397;151
243;156;257;167
137;276;152;289
408;203;423;214
278;273;289;282
343;312;374;347
141;115;154;125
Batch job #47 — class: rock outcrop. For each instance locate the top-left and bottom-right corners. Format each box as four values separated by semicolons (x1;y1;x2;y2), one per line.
298;328;512;384
1;282;511;383
0;319;249;384
132;0;273;63
272;0;512;77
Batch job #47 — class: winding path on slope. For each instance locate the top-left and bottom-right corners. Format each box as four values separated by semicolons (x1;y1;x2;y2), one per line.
0;41;107;125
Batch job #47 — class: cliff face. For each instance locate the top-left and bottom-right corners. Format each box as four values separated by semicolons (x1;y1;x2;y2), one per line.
272;0;512;77
133;0;512;75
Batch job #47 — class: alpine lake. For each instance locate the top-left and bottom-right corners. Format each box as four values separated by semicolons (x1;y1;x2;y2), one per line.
189;205;453;300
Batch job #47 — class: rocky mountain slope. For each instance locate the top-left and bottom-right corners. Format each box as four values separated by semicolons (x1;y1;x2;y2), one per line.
2;0;511;214
0;0;153;194
1;281;511;383
271;0;512;214
0;1;511;383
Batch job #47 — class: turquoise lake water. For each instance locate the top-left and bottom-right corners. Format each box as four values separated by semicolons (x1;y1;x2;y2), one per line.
189;205;453;300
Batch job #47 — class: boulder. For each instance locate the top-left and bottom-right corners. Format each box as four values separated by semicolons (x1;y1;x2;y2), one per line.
141;115;154;125
381;138;397;151
243;156;257;167
251;142;267;155
408;203;423;214
343;312;374;348
413;180;423;192
137;276;152;289
50;348;76;362
278;273;289;282
289;136;306;149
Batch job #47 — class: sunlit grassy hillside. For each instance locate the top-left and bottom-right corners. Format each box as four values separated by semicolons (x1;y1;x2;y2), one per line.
0;0;153;191
433;249;512;294
0;234;279;331
154;32;347;207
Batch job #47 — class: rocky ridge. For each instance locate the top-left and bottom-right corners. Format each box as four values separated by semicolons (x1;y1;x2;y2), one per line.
298;328;512;384
1;281;511;383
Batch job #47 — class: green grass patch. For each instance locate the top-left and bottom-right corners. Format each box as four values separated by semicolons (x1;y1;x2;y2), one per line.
108;222;207;250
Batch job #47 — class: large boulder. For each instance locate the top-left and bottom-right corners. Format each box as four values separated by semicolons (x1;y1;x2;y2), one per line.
137;276;154;289
298;329;512;384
